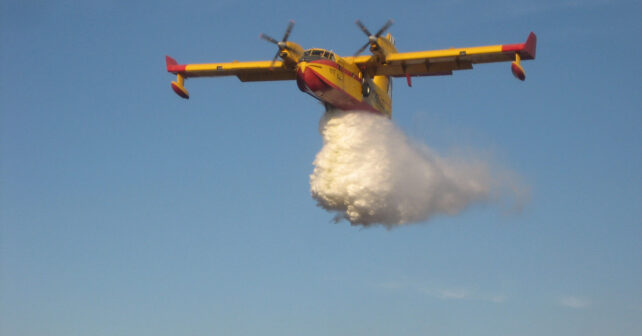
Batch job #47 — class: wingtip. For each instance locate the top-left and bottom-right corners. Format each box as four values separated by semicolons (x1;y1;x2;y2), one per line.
166;55;178;66
524;32;537;59
166;56;186;73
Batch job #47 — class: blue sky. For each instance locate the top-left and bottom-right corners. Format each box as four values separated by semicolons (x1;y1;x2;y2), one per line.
1;0;641;335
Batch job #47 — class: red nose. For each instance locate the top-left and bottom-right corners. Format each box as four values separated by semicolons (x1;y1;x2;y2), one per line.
296;66;328;93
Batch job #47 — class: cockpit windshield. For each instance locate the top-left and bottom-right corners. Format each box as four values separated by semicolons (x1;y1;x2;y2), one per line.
301;49;336;62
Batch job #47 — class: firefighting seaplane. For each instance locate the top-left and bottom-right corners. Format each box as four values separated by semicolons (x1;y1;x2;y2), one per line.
165;20;536;118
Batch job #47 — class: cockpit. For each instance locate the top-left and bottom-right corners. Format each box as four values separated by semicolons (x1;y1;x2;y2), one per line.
301;49;336;62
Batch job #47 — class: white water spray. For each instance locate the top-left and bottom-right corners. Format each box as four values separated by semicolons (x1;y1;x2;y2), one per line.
310;110;509;228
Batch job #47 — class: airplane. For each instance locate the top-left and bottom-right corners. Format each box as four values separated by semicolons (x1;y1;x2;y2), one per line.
165;20;536;118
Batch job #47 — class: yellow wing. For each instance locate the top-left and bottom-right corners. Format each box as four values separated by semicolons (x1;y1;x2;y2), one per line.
347;32;536;80
166;56;296;98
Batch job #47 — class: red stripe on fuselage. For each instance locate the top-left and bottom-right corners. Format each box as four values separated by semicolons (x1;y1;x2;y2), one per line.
167;64;187;73
309;59;361;81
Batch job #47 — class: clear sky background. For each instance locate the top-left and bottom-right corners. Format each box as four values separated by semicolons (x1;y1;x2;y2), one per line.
1;1;640;335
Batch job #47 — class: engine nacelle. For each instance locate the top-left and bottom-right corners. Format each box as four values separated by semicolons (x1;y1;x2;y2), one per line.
281;41;304;68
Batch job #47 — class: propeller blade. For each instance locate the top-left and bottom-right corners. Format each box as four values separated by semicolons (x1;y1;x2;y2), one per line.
374;19;393;37
260;33;279;45
354;41;370;56
355;20;372;37
270;50;280;68
263;21;296;67
282;20;295;42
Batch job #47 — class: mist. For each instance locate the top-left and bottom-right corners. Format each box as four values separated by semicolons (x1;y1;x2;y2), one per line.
310;110;524;228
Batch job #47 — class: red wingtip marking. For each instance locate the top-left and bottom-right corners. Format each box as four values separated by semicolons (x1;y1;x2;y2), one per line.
165;55;186;73
502;43;524;53
523;32;537;60
166;55;177;66
501;32;537;60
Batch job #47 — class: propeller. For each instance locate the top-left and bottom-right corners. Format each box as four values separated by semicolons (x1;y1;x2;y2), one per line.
260;20;295;67
354;19;394;56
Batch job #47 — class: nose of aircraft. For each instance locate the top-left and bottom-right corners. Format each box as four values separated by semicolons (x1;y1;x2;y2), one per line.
296;62;328;93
